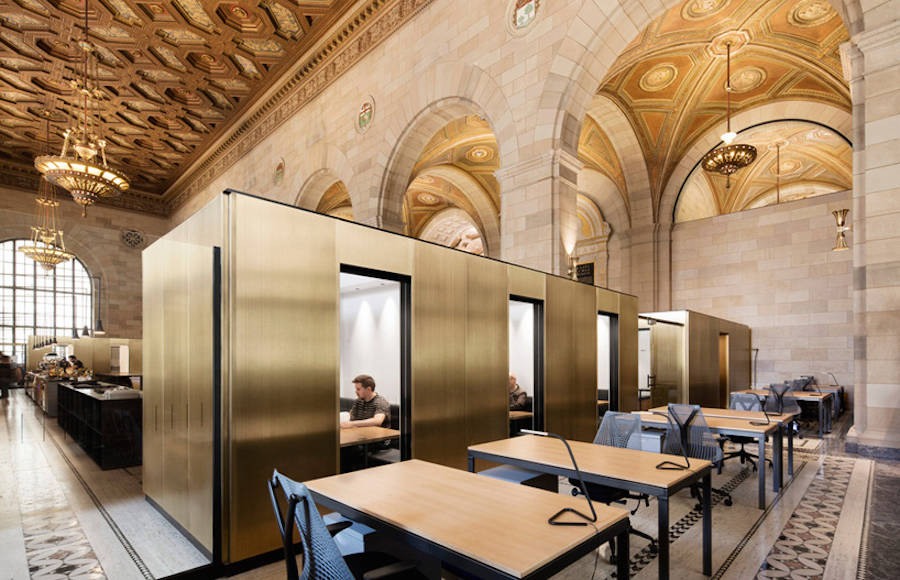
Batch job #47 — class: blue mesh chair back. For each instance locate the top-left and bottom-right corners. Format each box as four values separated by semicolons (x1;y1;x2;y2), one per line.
593;411;642;449
730;393;762;412
269;469;353;580
662;404;723;463
766;384;801;415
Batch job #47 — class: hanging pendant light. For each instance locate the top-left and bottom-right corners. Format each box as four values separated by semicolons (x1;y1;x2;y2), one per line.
19;110;75;270
701;42;757;178
34;0;129;217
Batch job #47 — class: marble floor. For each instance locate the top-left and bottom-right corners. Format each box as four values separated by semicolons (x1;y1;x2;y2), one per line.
1;388;897;580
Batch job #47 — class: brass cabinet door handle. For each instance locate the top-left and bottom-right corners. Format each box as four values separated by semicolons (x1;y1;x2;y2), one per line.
186;403;189;429
170;404;174;430
155;405;158;432
200;402;203;428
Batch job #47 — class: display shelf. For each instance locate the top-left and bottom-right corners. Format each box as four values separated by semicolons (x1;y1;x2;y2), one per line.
57;384;142;470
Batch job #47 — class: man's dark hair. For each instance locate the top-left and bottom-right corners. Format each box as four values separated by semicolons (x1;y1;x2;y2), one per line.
68;355;77;360
352;374;376;390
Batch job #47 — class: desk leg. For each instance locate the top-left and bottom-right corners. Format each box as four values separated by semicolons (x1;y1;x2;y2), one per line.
818;401;824;439
702;475;712;576
757;435;766;509
787;423;794;478
657;495;669;580
467;455;474;473
617;526;630;580
773;429;783;491
827;398;833;433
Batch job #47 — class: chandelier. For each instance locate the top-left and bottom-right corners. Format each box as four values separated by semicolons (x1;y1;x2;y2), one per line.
34;1;129;217
701;41;757;179
19;111;74;271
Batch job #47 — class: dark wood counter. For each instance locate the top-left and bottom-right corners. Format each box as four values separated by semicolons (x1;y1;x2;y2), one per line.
57;383;142;470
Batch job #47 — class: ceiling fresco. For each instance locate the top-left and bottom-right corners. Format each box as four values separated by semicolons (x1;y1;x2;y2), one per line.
675;119;851;222
0;0;355;205
595;0;850;219
402;173;483;239
577;115;629;215
316;178;352;220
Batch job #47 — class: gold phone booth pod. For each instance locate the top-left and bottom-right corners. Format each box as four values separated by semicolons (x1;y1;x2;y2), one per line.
641;310;751;408
142;191;639;566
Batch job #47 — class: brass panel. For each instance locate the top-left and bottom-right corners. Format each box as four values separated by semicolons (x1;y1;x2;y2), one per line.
719;320;751;398
412;243;468;468
142;241;166;505
228;195;338;562
129;340;143;375
545;278;597;442
685;312;720;407
596;288;619;314
718;334;730;406
507;265;545;300
650;321;684;405
335;220;413;275
617;295;639;411
465;257;509;451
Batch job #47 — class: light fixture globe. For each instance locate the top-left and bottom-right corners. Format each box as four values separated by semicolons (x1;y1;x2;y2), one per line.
700;143;757;176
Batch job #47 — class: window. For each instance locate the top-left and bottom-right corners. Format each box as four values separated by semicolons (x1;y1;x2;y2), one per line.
0;239;93;364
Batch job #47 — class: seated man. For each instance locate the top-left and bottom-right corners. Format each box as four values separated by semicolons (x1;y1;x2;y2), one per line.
508;373;527;411
341;374;391;429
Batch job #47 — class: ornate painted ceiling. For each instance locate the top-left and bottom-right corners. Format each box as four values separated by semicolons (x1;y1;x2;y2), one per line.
577;115;628;215
594;0;850;220
675;119;851;222
0;0;362;212
316;179;352;220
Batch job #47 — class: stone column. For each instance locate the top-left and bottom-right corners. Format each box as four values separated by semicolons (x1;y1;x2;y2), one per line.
845;20;900;457
496;150;583;275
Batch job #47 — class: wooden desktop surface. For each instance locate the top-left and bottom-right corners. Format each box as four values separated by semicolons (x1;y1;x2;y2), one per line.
649;406;797;423
597;399;609;406
468;435;710;491
339;426;400;447
636;411;779;436
508;410;533;420
306;459;627;579
733;388;832;401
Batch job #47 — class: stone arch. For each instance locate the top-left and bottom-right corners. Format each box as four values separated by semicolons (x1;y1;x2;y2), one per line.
412;164;501;258
292;144;354;210
418;208;485;255
659;101;852;223
539;0;862;177
578;168;630;235
375;59;518;231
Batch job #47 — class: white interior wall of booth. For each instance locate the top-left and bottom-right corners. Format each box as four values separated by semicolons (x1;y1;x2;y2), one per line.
597;315;611;391
339;273;401;405
508;300;535;397
639;329;651;390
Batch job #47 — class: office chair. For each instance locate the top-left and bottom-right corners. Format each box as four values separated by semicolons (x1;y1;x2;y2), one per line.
662;404;733;507
569;412;658;558
720;394;773;472
268;470;425;580
767;383;802;439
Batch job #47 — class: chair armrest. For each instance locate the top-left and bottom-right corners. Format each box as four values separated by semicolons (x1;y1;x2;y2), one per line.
362;560;419;579
325;521;353;537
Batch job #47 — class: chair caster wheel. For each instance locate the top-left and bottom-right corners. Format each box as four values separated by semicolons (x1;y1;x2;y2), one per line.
724;498;733;506
570;488;579;497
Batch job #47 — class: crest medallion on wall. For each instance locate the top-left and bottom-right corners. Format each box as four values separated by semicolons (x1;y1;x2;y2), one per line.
356;97;375;134
506;0;540;36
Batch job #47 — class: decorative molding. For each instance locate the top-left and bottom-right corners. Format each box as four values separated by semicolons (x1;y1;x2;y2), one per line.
166;0;434;212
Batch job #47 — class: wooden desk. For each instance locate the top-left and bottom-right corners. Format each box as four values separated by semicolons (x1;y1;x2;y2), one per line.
637;411;780;509
306;459;631;580
509;410;533;421
339;426;400;448
468;435;712;580
650;405;798;484
733;389;833;438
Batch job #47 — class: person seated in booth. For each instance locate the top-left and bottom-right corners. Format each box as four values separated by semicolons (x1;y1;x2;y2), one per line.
340;374;391;429
508;373;527;411
66;355;84;376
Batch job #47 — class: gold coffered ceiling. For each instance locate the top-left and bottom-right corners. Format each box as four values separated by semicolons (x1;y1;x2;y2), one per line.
596;0;850;216
0;0;354;210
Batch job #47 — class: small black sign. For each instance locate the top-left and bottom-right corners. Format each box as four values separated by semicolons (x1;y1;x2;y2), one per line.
576;262;594;284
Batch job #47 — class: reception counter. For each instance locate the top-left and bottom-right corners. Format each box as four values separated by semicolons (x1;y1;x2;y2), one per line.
57;382;142;470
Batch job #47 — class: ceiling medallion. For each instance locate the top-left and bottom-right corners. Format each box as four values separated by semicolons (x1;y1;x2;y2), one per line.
639;64;678;92
416;192;440;205
506;0;540;36
790;0;834;28
466;146;494;162
682;0;730;21
34;1;129;217
707;30;749;58
729;67;766;93
356;96;375;134
415;175;435;185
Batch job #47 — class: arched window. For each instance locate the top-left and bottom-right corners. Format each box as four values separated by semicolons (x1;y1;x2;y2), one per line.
0;239;93;363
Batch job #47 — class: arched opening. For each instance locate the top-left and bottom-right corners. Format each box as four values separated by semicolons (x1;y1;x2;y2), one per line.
315;180;354;221
572;194;611;286
0;239;93;363
418;208;485;255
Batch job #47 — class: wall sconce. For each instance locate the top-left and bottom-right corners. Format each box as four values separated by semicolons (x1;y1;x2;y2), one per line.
566;255;578;280
832;209;850;252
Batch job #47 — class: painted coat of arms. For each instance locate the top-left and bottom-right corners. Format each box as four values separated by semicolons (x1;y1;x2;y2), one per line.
357;97;375;133
514;0;538;29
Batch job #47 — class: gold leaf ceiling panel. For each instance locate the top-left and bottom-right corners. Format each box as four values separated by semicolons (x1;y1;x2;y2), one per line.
0;0;353;198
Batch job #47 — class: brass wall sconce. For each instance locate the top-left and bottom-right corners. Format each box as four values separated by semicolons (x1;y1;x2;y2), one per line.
566;255;578;280
832;209;850;251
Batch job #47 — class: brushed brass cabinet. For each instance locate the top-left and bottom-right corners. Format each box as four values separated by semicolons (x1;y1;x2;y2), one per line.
650;321;684;405
465;257;509;450
411;244;468;468
142;243;165;503
227;195;339;561
686;313;719;407
507;265;545;300
336;220;413;275
618;295;639;411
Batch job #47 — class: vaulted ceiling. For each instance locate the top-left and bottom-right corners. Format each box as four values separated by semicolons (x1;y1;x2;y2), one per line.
592;0;850;220
0;0;356;212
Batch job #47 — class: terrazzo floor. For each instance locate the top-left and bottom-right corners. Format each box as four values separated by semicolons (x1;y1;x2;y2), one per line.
1;389;897;580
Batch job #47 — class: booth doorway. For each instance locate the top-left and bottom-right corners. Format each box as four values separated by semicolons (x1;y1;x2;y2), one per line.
597;312;618;413
509;296;544;433
719;333;730;407
338;266;411;470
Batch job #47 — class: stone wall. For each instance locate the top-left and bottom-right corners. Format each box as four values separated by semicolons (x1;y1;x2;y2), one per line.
0;187;170;339
671;190;853;391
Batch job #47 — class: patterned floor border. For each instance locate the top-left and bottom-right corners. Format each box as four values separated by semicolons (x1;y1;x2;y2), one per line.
855;459;874;580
